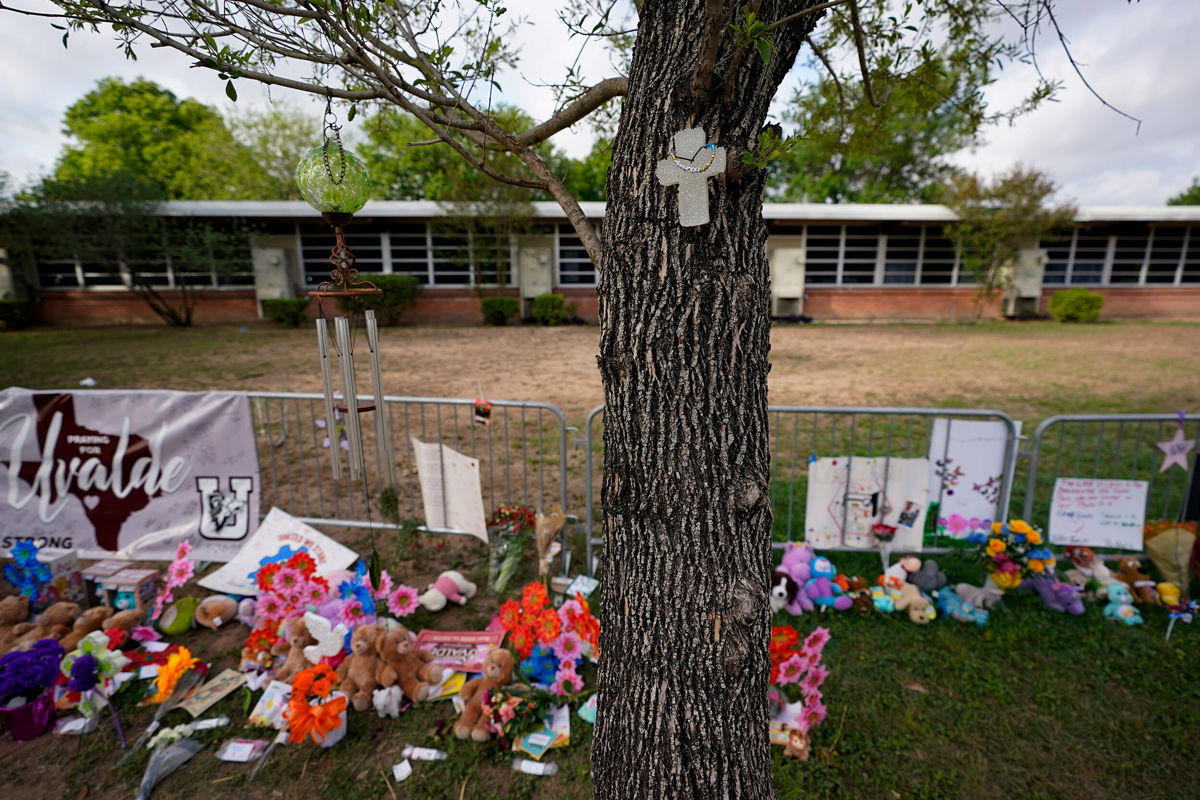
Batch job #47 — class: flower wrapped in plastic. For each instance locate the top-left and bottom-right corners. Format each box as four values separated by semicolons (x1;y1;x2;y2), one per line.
284;664;347;747
971;519;1052;590
60;630;130;716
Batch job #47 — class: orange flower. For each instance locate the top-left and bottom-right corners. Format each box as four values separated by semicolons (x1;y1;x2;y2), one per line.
987;539;1006;554
771;626;800;653
293;664;337;700
1026;530;1043;545
534;608;561;643
152;646;198;703
285;693;346;745
1029;559;1045;573
508;623;535;659
991;522;1003;534
1009;520;1033;535
498;600;522;630
521;582;549;613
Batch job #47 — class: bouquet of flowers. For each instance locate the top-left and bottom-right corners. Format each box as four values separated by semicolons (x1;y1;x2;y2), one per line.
969;519;1055;590
0;638;64;707
283;664;347;746
488;504;536;593
480;685;563;747
2;540;51;600
769;626;831;760
151;541;195;621
498;583;598;696
60;630;130;746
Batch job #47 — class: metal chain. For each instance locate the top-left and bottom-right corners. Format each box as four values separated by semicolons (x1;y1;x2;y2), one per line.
322;99;347;186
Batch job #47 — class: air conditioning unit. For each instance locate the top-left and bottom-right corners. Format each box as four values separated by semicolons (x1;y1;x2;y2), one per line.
1002;245;1047;318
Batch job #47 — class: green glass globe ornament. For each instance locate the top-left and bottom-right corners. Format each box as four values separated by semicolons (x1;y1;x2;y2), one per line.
295;140;372;216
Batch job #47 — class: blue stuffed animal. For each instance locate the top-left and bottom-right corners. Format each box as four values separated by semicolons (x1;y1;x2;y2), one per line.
804;556;852;611
1103;583;1143;625
937;586;989;627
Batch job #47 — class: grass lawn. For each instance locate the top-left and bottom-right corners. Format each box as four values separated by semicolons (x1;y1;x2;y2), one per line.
1;320;1199;799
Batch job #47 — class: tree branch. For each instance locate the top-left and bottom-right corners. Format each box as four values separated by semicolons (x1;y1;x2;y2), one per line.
516;77;628;145
846;1;879;107
765;0;850;32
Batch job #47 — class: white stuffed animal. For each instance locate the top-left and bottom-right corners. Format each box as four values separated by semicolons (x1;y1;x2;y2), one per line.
419;570;478;612
372;685;405;718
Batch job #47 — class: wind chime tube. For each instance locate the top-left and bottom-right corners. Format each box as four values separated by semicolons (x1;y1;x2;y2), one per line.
316;318;343;479
334;316;365;480
364;310;397;487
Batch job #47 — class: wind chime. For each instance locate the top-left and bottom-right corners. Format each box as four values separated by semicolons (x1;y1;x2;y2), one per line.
294;100;394;584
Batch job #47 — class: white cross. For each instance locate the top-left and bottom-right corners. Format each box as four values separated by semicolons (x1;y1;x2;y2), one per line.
655;127;726;227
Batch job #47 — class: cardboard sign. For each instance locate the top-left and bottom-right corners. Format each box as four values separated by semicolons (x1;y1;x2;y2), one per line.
410;438;488;542
1048;478;1148;550
927;418;1019;536
804;457;929;551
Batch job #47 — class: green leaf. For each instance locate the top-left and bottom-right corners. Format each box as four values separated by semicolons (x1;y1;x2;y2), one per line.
368;550;383;592
62;31;69;49
755;39;773;65
225;80;237;102
347;104;357;122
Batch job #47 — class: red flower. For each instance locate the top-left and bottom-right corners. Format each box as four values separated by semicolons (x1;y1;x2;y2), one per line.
534;608;562;643
508;623;536;659
286;552;318;575
498;600;522;631
257;562;282;591
521;582;549;614
771;626;799;653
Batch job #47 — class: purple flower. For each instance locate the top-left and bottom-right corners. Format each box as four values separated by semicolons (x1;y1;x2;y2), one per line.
69;654;101;693
0;639;64;702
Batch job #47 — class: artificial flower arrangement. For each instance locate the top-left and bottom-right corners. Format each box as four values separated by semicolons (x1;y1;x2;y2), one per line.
0;638;64;707
968;519;1055;590
152;646;200;704
488;504;537;594
150;541;195;622
60;630;130;746
283;664;347;747
479;684;571;750
769;625;831;760
2;540;51;600
498;583;599;696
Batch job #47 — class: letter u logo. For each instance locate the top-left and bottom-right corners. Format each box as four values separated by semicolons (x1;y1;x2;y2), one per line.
195;476;253;539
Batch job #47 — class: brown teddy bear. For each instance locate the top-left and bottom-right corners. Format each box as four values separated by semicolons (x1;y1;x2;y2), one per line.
1114;557;1158;604
103;608;143;636
59;605;114;652
375;625;444;703
845;576;873;615
892;582;933;624
194;596;240;630
9;600;80;650
455;648;515;742
272;617;317;683
336;624;384;712
0;594;31;654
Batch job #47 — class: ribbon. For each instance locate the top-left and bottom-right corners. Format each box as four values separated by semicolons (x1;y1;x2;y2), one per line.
286;695;347;745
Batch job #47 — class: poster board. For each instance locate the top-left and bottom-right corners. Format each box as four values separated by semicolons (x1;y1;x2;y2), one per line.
411;438;488;542
198;507;360;595
1048;478;1148;550
927;418;1018;538
804;457;929;551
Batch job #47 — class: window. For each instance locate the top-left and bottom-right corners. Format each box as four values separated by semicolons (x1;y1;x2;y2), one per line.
36;261;81;288
882;228;919;284
1182;229;1200;284
389;223;432;285
1070;229;1107;284
842;226;880;284
557;224;597;286
803;225;840;284
1038;224;1199;285
1109;224;1149;284
1146;227;1185;284
922;227;958;285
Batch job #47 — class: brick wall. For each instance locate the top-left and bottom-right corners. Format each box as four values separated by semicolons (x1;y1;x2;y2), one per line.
35;290;259;326
801;288;1003;322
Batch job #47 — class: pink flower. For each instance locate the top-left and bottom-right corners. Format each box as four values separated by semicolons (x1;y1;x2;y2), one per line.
485;613;505;633
301;581;328;605
802;685;822;706
131;625;161;643
558;599;583;622
794;648;820;671
776;652;806;685
175;541;192;560
150;588;174;622
803;627;831;654
801;664;829;694
499;703;516;722
166;557;194;588
273;567;303;592
386;585;419;617
369;570;394;600
339;599;366;628
551;631;584;662
798;701;827;732
551;666;583;696
258;594;284;621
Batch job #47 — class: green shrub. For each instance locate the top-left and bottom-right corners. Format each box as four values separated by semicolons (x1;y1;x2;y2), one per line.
480;296;518;326
1048;287;1104;323
0;299;35;331
531;293;568;326
261;298;311;328
337;274;421;325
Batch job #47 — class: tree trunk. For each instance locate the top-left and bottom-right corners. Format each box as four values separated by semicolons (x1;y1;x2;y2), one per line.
593;4;818;799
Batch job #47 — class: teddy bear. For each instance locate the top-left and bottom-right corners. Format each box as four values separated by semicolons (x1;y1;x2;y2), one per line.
336;623;384;711
936;586;988;626
0;594;31;654
1021;576;1085;615
804;556;852;611
1102;583;1143;625
892;582;934;624
103;608;144;637
194;596;240;630
908;560;947;596
419;570;478;612
375;624;444;703
1114;557;1158;604
272;616;317;683
455;648;515;742
59;605;114;652
9;600;80;651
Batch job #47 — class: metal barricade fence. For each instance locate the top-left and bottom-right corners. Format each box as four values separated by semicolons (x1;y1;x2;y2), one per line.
248;392;571;532
1020;413;1200;533
583;405;1021;575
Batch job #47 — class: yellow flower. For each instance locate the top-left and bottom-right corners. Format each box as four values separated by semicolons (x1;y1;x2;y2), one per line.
1029;559;1045;573
992;571;1020;590
152;646;198;704
991;522;1003;534
1010;520;1033;535
1026;530;1042;545
988;539;1006;554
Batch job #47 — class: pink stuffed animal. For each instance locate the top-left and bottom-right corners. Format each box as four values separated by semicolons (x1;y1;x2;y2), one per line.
776;542;816;615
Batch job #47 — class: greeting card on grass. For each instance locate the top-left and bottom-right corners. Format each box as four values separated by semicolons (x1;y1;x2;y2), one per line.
414;630;505;673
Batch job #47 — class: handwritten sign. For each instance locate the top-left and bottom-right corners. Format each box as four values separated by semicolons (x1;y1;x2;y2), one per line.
1048;478;1148;550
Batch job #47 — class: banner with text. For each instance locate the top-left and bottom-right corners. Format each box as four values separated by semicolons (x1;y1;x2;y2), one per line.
0;389;260;560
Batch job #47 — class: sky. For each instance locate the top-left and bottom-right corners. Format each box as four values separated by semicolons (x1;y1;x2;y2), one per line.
0;0;1196;206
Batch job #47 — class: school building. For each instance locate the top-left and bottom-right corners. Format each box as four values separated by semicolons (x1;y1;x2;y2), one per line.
4;201;1199;325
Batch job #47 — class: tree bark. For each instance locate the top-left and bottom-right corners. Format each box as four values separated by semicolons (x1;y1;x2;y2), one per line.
594;3;819;799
